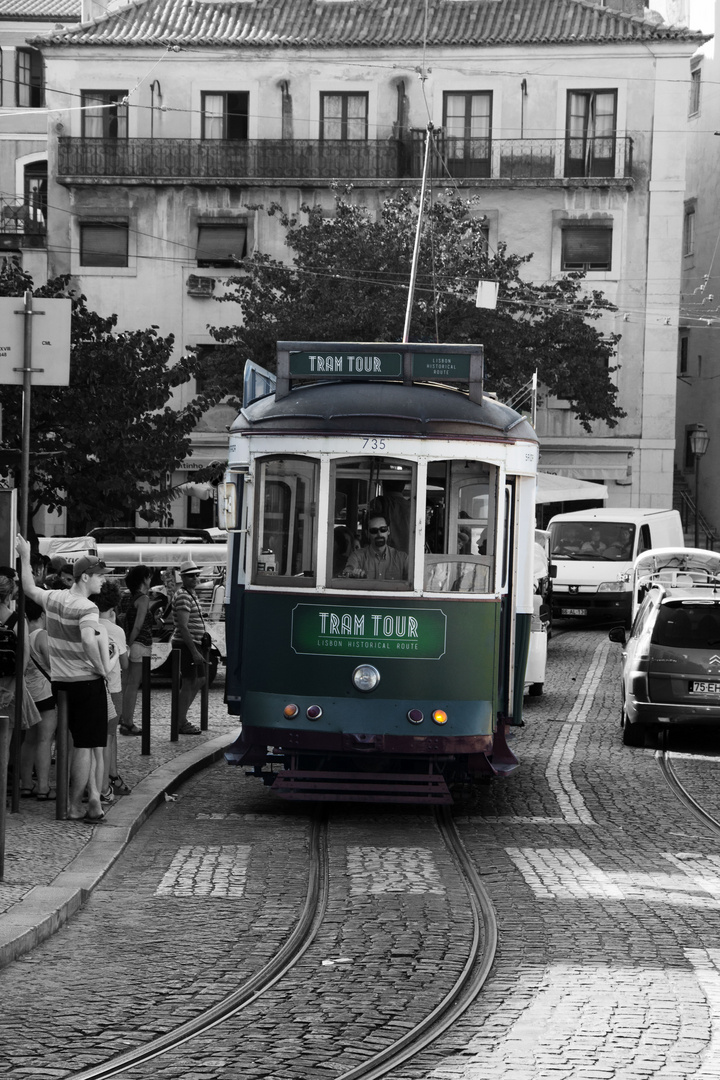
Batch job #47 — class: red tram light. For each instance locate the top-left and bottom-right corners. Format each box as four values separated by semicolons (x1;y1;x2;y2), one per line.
306;705;323;720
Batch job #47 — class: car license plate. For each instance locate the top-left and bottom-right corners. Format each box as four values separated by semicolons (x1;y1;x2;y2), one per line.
690;681;720;694
561;608;586;616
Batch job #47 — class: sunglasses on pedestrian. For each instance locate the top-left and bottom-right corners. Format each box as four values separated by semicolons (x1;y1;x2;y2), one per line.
368;526;390;534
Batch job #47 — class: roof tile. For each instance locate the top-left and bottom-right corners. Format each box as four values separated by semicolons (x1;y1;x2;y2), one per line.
34;0;707;48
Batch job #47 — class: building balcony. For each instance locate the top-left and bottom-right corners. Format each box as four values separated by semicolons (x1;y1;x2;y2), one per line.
56;135;634;186
0;195;46;249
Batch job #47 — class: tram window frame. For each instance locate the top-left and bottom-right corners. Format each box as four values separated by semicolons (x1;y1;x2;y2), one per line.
423;460;498;595
251;456;319;587
329;456;415;591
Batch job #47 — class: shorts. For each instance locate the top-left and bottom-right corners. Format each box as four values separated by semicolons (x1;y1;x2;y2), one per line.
53;678;108;749
129;642;153;663
35;695;55;714
172;642;204;680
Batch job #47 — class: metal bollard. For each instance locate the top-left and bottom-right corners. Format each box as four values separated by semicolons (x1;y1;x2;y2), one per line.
170;647;180;742
200;646;209;732
55;690;69;821
0;715;11;879
141;655;151;756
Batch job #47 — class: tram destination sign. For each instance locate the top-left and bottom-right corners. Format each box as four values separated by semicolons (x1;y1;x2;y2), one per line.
291;604;447;660
289;350;403;378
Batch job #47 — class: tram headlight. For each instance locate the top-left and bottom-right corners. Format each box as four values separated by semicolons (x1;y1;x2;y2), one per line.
352;664;380;692
432;709;448;725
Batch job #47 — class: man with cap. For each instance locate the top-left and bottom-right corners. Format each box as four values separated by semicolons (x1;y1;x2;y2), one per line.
16;538;112;822
170;559;207;735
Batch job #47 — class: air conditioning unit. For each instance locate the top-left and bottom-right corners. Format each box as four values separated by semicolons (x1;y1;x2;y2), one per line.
186;274;215;297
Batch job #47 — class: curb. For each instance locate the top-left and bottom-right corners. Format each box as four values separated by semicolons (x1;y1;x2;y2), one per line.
0;731;235;970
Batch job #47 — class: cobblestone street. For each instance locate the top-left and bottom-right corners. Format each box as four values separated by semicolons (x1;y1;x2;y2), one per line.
3;625;720;1079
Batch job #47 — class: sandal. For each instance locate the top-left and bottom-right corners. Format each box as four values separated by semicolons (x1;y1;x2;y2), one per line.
35;789;55;801
120;724;142;737
20;787;36;798
178;722;201;735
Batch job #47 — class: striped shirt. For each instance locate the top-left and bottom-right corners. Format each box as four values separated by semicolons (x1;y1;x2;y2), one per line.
44;589;101;682
171;587;205;646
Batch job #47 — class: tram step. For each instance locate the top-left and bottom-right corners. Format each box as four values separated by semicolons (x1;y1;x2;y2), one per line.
271;768;453;804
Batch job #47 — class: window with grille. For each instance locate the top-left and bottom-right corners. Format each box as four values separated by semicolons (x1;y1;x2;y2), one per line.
561;224;612;271
442;91;492;177
565;90;617;178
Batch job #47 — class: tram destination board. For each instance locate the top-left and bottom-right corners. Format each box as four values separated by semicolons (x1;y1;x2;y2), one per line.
279;341;483;400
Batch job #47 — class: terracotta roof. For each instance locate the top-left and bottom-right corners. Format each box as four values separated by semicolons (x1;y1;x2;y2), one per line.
0;0;79;18
33;0;708;48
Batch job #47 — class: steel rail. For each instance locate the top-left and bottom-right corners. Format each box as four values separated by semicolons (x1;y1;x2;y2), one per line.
656;748;720;836
334;806;498;1080
66;810;330;1080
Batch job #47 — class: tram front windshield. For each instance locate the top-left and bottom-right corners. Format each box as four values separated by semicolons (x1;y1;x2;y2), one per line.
252;455;498;592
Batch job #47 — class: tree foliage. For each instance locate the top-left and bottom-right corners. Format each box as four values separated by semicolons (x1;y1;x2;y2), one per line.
0;261;208;532
206;188;624;431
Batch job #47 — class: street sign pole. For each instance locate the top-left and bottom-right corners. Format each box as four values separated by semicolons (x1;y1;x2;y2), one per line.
9;291;34;812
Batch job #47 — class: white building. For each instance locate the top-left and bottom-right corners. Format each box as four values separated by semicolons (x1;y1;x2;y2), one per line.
30;0;707;528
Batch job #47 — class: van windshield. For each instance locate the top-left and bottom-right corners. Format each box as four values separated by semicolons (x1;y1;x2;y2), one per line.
550;522;635;561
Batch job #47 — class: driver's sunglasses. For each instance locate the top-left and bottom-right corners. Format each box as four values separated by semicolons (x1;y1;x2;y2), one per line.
369;526;390;535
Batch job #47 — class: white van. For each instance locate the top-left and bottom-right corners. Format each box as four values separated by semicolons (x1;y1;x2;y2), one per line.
547;508;684;623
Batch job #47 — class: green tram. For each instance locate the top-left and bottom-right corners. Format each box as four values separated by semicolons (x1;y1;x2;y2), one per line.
223;342;539;804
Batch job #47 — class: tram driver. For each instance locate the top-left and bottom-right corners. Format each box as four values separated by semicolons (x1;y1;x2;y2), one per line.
341;515;408;582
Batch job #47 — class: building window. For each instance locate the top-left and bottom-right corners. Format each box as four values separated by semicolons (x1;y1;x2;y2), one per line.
79;220;129;267
561;224;612;271
196;224;247;267
442;91;492;178
683;208;695;256
565;90;617;178
81;91;128;137
320;92;368;140
679;335;689;375
16;48;43;108
201;92;248;140
690;67;701;115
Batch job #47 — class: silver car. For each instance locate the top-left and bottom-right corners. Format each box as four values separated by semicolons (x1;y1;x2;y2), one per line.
609;585;720;746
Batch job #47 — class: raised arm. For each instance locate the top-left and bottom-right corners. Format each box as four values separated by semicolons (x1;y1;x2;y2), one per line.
15;535;49;608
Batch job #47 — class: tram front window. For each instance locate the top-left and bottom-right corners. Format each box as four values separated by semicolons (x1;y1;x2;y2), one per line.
424;461;497;593
331;458;414;590
253;457;318;585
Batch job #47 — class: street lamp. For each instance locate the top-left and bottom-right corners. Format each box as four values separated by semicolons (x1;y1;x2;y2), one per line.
689;424;710;548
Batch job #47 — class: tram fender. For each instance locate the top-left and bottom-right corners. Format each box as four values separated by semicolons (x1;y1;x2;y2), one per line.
224;728;267;767
489;722;520;775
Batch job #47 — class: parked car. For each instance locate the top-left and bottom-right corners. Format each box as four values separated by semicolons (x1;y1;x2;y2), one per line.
608;548;720;745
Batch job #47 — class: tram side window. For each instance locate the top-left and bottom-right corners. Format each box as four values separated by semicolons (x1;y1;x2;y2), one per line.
424;461;497;593
253;458;318;585
330;457;415;590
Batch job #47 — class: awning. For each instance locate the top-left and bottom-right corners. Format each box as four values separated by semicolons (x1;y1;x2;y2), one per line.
536;472;608;504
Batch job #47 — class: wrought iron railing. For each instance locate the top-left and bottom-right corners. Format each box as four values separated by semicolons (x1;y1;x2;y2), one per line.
57;135;634;182
0;195;46;239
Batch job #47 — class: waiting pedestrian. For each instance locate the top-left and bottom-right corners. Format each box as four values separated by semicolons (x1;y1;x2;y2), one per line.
22;597;57;800
120;564;154;737
171;559;208;735
16;538;111;823
0;569;44;795
89;579;130;801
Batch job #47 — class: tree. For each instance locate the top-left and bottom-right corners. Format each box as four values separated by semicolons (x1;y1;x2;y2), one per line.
0;261;209;533
206;188;624;431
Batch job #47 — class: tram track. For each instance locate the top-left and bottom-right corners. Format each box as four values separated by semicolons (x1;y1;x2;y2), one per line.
656;746;720;837
64;806;497;1080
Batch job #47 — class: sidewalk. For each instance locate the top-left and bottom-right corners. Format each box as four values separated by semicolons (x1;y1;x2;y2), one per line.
0;682;238;969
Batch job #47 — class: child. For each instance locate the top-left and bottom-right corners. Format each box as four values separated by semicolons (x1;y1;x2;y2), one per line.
90;580;130;802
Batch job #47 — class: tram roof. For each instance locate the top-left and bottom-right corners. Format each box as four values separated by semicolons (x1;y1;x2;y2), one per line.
231;380;537;442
